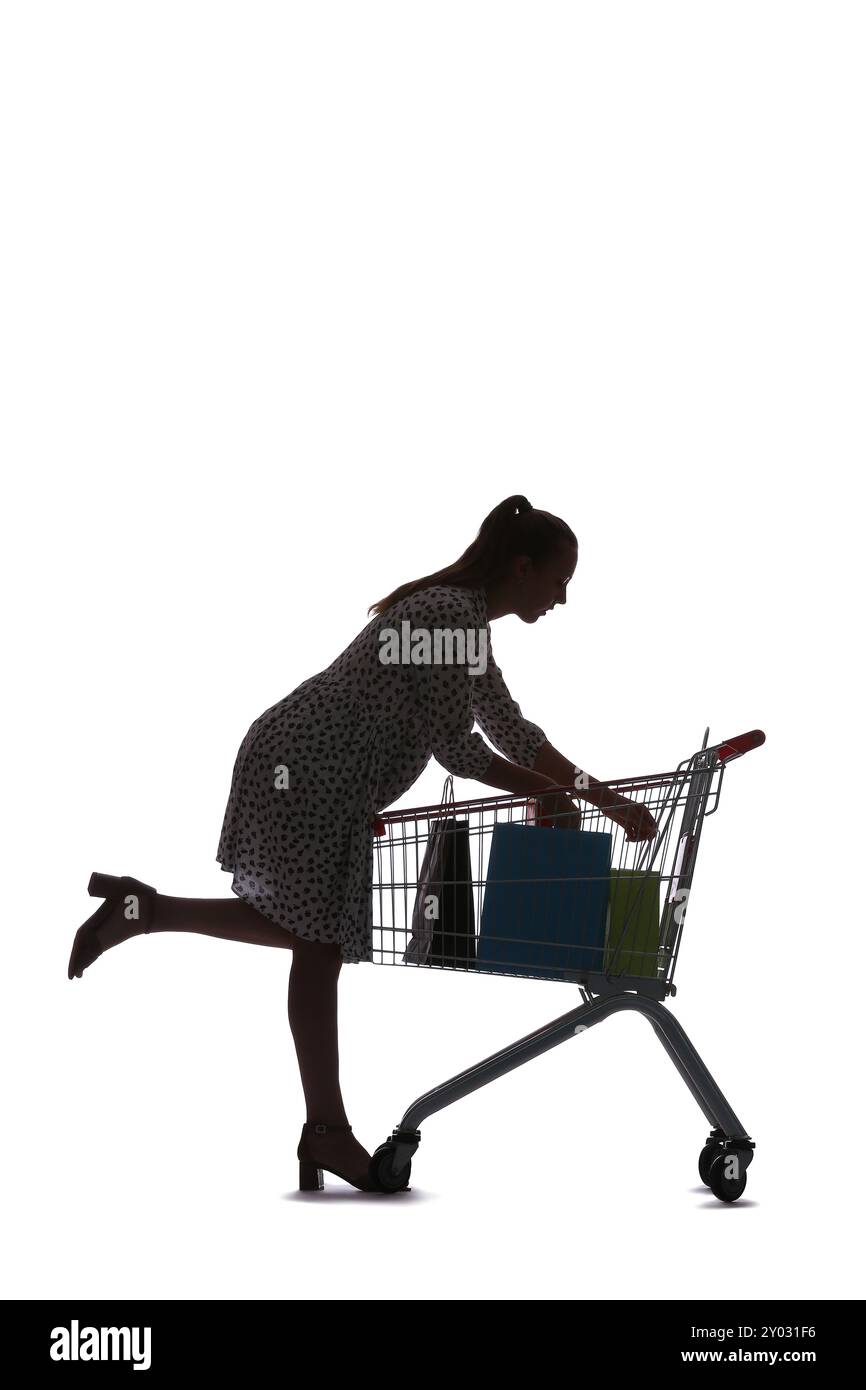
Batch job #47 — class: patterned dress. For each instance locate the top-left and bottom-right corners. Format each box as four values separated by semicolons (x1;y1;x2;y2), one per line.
215;584;548;963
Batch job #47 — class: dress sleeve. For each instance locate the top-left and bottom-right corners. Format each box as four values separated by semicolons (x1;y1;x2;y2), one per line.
427;667;497;780
470;640;549;767
408;588;497;781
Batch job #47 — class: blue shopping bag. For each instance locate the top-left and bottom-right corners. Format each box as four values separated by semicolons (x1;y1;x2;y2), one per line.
476;823;613;981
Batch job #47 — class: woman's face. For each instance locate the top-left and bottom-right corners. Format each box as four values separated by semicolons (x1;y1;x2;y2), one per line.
513;541;578;622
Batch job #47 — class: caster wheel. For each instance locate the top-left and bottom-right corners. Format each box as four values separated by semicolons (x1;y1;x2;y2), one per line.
699;1142;722;1187
708;1148;748;1202
369;1143;412;1193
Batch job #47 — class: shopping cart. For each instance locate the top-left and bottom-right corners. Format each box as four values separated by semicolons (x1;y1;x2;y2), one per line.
368;727;765;1203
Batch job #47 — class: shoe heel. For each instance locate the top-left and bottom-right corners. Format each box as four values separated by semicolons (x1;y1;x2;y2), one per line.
88;872;122;898
299;1160;324;1191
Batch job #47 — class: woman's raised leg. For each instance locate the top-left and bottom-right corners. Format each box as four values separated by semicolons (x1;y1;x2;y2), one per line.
71;892;301;966
149;894;298;949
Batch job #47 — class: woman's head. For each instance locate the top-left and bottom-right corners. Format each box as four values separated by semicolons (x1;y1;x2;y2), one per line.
368;495;577;621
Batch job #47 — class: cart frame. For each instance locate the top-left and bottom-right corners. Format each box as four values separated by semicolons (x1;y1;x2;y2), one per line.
367;728;765;1202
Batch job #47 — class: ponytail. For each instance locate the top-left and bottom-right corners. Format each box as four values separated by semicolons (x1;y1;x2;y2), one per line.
368;495;576;616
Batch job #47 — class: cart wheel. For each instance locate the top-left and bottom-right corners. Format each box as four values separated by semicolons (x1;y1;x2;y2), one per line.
698;1142;722;1187
707;1149;748;1203
369;1143;412;1193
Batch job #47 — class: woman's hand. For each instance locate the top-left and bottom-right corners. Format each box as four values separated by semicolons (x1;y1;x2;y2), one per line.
531;745;659;842
534;788;582;830
603;798;658;842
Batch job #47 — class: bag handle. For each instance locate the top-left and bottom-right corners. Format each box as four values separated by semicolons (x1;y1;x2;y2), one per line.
373;775;457;838
432;774;459;827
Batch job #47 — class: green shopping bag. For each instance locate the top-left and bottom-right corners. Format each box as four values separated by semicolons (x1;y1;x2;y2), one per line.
604;869;662;978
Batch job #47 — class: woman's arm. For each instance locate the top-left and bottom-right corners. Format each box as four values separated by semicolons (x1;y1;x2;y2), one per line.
470;646;549;768
532;740;658;841
476;750;559;799
532;741;614;806
467;751;581;832
472;741;656;841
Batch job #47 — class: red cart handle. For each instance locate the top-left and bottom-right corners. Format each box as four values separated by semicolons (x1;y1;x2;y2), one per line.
715;729;766;762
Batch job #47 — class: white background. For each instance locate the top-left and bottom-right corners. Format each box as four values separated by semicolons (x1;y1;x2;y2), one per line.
2;1;863;1301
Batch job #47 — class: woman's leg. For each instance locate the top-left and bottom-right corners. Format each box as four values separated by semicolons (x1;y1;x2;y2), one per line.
288;942;374;1185
150;894;296;949
287;940;347;1124
76;889;371;1181
151;897;352;1124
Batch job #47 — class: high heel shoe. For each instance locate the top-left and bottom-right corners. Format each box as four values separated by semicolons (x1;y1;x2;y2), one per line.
67;873;158;979
297;1123;381;1193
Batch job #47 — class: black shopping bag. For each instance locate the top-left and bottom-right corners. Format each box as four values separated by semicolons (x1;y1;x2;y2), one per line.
429;817;475;966
403;781;476;967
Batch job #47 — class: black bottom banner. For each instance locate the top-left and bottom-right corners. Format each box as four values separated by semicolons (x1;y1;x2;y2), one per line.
2;1298;859;1374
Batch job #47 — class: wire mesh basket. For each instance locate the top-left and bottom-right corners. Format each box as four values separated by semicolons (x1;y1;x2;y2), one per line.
372;729;764;998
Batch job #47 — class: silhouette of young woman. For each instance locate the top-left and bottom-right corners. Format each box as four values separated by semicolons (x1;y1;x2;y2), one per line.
68;495;657;1193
